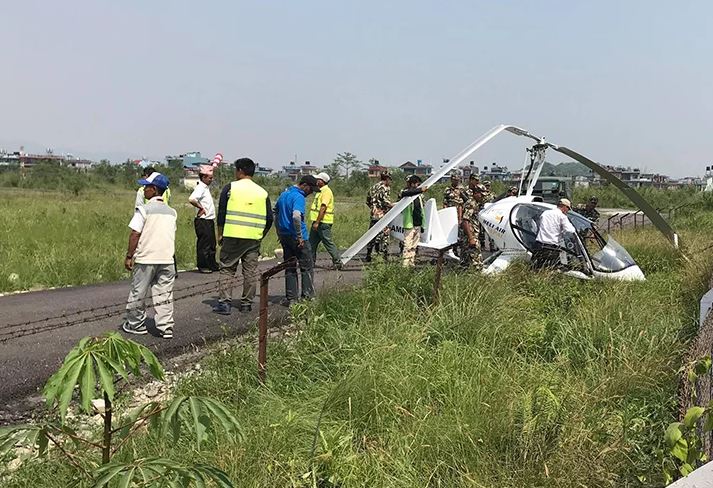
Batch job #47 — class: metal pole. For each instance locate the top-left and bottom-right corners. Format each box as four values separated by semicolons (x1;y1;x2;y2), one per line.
258;276;269;384
256;258;297;384
432;249;445;305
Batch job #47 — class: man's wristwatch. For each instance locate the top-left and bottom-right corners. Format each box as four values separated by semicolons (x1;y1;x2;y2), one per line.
126;254;133;259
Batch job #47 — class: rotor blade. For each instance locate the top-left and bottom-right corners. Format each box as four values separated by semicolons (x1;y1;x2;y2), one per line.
554;145;682;249
339;124;515;264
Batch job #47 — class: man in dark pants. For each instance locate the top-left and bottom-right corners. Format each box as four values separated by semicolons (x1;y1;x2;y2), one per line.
188;165;218;272
274;175;320;305
213;158;273;314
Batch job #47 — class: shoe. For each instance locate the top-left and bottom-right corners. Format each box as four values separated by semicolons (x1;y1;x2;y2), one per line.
239;304;252;313
279;298;293;307
160;328;173;339
332;262;343;270
198;268;213;274
364;255;372;263
122;322;148;335
212;303;231;315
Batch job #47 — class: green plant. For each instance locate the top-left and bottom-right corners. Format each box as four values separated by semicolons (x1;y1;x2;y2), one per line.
0;333;240;487
663;356;713;484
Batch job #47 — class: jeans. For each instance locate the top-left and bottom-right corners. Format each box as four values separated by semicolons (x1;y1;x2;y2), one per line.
218;237;260;306
309;223;341;265
279;235;314;301
125;263;176;333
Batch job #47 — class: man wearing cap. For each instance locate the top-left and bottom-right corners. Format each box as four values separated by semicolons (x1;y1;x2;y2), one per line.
575;196;600;223
135;166;171;208
213;158;273;314
459;180;485;270
309;172;341;268
365;171;393;262
122;173;177;339
399;175;429;267
443;174;465;222
275;175;320;304
532;198;576;270
188;165;218;273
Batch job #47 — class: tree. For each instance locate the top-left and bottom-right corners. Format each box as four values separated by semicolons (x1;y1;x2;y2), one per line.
323;161;342;180
334;152;362;179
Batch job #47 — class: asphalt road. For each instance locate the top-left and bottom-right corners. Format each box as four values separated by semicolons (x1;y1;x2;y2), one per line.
0;256;364;420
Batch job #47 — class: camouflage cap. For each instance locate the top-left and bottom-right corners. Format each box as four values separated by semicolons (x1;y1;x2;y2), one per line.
483;180;491;186
380;170;392;180
469;174;480;180
588;195;599;203
473;184;487;193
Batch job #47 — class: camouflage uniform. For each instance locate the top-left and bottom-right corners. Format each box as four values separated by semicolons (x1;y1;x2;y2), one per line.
443;186;465;209
365;181;392;259
575;205;600;223
459;190;483;270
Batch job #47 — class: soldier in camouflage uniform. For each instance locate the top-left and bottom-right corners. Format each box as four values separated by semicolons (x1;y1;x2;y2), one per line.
482;181;495;205
575;196;600;224
459;181;485;270
443;174;465;221
365;171;393;261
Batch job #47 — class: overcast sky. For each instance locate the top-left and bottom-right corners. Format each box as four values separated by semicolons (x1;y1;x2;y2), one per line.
2;0;711;176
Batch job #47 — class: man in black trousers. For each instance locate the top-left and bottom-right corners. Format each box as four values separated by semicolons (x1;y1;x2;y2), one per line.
188;165;219;273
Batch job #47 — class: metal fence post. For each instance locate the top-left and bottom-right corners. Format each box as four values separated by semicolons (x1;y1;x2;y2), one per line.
257;257;297;384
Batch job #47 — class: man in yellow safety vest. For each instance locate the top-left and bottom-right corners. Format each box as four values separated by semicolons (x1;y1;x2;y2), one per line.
308;172;341;269
212;158;273;314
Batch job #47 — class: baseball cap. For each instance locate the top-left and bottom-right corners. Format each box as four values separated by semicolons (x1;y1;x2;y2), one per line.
315;172;331;183
138;172;169;190
299;175;321;192
559;198;572;209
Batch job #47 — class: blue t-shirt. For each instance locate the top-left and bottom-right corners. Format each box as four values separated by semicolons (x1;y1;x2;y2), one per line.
275;185;308;240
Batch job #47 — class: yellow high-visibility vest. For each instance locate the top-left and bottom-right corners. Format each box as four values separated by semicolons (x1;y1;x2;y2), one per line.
309;185;335;224
223;179;268;240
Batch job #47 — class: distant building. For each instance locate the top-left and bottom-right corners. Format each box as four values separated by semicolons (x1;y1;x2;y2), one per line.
480;163;510;182
367;162;387;179
255;165;273;177
459;161;479;180
399;160;432;178
166;151;209;168
0;148;94;170
278;161;319;181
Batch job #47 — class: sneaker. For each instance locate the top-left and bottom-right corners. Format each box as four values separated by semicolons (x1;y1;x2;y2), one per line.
122;322;148;335
160;328;173;339
212;303;231;315
239;304;252;313
279;298;293;307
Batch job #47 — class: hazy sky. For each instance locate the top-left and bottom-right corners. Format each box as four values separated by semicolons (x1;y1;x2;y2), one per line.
2;0;711;176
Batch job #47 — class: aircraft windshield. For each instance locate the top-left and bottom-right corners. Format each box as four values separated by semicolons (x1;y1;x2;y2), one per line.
567;211;637;273
509;204;638;274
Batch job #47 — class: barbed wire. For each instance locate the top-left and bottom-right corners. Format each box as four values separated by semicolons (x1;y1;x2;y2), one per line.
0;261;366;344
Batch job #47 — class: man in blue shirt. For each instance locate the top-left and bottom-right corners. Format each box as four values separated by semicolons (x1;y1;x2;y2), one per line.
274;175;320;304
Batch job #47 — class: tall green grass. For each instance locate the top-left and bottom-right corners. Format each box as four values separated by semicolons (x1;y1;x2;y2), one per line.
0;188;370;293
8;224;710;487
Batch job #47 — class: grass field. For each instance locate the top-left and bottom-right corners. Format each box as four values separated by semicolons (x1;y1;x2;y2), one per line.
0;187;370;294
6;208;713;486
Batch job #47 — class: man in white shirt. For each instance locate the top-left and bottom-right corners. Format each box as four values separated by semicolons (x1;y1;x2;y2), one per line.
532;198;576;270
123;172;177;339
188;165;218;273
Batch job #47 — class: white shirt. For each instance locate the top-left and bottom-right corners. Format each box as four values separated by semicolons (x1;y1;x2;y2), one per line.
536;207;576;246
188;181;216;220
134;187;144;209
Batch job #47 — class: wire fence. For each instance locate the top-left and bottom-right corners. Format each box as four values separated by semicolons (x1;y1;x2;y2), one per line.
0;261;363;345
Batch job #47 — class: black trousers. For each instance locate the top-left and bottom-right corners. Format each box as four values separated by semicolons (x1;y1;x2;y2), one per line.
194;218;218;271
531;242;562;270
